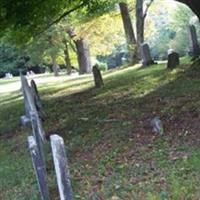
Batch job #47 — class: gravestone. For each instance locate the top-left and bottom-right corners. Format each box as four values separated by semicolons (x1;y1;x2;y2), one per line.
21;74;46;157
92;64;104;88
188;25;200;58
31;80;44;120
28;136;50;200
5;73;13;79
140;43;155;67
20;115;31;127
167;49;180;69
30;111;46;175
50;135;73;200
20;75;36;119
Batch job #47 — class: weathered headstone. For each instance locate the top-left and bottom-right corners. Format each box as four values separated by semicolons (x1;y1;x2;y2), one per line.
20;115;31;127
167;49;180;69
20;75;36;118
20;75;31;119
50;135;73;200
140;43;155;67
5;73;13;79
188;25;200;58
21;75;45;125
28;136;50;200
21;75;46;163
30;110;46;168
92;64;104;88
30;110;45;140
31;80;44;120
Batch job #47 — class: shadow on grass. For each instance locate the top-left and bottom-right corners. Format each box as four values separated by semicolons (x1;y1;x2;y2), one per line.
0;93;21;105
42;61;200;143
1;61;200;140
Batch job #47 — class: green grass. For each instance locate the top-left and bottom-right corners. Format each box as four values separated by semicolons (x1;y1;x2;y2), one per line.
1;57;200;199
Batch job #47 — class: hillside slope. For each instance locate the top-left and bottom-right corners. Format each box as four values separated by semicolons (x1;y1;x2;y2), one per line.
1;58;200;199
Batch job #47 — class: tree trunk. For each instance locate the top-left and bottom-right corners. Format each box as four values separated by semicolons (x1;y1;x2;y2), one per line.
119;2;138;64
51;55;59;77
63;42;72;75
74;38;92;74
136;0;144;57
67;27;92;74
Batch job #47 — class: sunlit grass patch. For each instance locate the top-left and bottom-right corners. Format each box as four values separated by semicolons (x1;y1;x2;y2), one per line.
1;59;200;199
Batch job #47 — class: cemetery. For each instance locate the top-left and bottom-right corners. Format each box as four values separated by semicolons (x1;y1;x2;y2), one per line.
1;0;200;199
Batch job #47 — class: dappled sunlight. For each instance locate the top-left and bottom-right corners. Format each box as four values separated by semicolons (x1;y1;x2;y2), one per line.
0;92;22;105
1;58;200;199
92;63;184;102
1;0;200;198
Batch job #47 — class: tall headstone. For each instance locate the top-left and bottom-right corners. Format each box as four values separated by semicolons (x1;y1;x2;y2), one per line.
31;80;44;120
21;76;46;163
167;49;180;69
92;64;104;88
50;135;73;200
28;136;50;200
189;25;200;58
20;74;33;119
30;111;46;162
140;43;155;67
31;80;42;111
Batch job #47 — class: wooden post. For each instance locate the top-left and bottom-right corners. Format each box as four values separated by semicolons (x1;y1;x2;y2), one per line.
92;64;104;88
28;136;50;200
50;135;73;200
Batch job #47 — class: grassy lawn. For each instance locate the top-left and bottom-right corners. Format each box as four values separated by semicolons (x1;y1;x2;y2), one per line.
1;57;200;199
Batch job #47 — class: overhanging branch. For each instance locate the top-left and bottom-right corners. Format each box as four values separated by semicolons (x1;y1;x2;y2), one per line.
47;3;85;28
36;2;85;36
143;0;154;19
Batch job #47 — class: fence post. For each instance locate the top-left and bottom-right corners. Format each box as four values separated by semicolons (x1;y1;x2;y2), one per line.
28;136;50;200
50;135;73;200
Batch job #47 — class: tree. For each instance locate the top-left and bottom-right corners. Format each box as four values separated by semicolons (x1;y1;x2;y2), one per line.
66;27;92;74
119;2;138;64
136;0;154;53
26;25;66;76
0;0;200;43
169;3;196;56
0;43;28;77
63;40;72;75
0;0;120;43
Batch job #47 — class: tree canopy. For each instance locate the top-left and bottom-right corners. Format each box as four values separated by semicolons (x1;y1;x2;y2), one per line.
176;0;200;20
0;0;200;77
0;0;199;44
0;0;119;41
